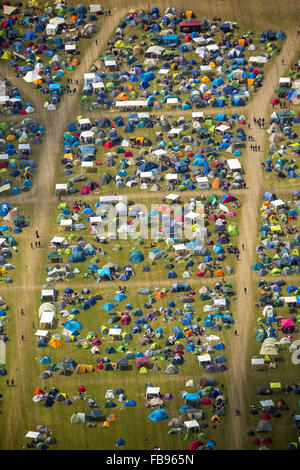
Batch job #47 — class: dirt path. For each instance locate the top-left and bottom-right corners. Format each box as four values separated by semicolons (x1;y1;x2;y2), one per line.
224;32;299;448
1;5;299;449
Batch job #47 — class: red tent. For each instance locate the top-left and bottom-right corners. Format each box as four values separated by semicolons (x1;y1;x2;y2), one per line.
97;362;103;370
262;437;272;445
78;386;85;393
188;440;203;450
104;141;114;148
196;271;204;277
121;314;130;326
201;398;212;405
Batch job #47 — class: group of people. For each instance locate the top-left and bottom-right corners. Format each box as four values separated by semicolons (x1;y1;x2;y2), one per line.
253;117;265;128
30;230;41;249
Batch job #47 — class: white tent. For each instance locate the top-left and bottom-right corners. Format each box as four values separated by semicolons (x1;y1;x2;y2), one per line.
146;386;160;398
184;420;200;431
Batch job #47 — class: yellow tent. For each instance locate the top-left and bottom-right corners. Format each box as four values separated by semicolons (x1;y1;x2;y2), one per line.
103;421;110;428
270;382;281;389
139;367;148;374
1;51;12;60
74;364;93;373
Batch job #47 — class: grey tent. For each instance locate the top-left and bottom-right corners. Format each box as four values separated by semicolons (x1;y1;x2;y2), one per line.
256;420;273;433
100;173;112;185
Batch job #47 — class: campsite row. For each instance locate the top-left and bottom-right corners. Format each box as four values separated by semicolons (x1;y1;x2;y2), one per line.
251;192;299;278
0;2;102;111
80;7;286;111
28;377;227;450
0;75;35;115
36;279;234;373
31;280;235;449
45;193;241;284
264;106;299;183
57;112;247;195
0;117;45;194
0;202;30;284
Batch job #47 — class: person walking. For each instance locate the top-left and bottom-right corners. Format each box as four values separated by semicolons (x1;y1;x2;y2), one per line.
21;335;24;341
244;287;247;294
38;241;41;248
36;230;39;238
234;330;238;336
30;242;34;249
242;244;245;251
21;308;24;316
35;241;38;248
11;379;14;386
6;379;9;386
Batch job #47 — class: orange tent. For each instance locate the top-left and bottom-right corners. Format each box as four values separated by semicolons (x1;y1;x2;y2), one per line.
34;388;45;395
247;78;254;88
238;38;245;47
107;414;118;422
177;150;184;157
184;330;193;337
215;269;223;276
48;338;63;348
212;178;221;189
71;59;80;66
117;92;128;101
154;292;166;299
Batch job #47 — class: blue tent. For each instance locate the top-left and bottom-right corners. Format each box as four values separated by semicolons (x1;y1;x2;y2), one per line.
148;409;168;422
68;252;86;263
102;302;115;311
116;439;125;446
40;356;51;364
129;250;144;264
113;293;127;301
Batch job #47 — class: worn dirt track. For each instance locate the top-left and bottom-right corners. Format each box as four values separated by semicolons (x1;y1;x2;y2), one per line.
1;0;299;449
